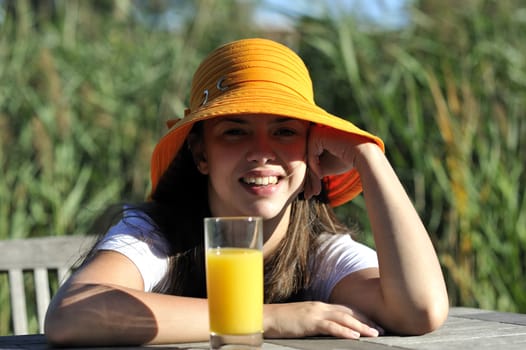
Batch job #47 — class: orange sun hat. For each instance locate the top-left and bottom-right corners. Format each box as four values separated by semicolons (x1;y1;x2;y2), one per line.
150;38;384;207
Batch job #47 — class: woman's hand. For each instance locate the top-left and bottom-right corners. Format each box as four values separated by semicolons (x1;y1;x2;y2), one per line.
304;124;375;199
263;301;383;339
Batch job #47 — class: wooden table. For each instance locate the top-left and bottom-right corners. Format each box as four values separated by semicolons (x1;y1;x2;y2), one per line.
2;307;526;349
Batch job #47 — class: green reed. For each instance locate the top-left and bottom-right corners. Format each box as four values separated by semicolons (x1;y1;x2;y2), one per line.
1;0;524;335
0;0;263;334
303;0;526;312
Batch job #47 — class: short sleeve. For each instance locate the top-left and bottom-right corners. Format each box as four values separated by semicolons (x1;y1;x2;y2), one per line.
306;233;378;302
95;209;171;292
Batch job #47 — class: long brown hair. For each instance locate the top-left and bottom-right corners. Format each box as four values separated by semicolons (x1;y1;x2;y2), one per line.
144;125;351;302
86;123;352;302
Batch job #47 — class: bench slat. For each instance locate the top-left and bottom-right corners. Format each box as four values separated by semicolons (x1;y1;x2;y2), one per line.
1;235;95;335
8;269;28;335
34;268;50;333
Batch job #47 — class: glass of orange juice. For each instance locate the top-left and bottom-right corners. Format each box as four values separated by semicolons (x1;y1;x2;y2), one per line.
204;216;263;350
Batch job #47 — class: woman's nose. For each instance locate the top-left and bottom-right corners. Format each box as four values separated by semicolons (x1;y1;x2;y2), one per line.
246;134;276;164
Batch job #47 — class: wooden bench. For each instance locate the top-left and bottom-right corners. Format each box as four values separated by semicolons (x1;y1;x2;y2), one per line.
0;235;95;335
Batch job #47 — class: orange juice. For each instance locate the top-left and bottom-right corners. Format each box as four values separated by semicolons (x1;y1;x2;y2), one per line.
206;247;263;335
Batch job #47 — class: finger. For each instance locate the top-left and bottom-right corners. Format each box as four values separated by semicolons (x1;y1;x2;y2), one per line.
306;126;324;175
304;168;321;200
329;305;383;337
348;309;385;335
316;319;361;339
308;127;354;177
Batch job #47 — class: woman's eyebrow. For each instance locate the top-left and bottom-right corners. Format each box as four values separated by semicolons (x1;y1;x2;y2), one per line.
216;117;247;124
267;117;307;125
214;116;304;126
273;117;294;123
272;118;310;127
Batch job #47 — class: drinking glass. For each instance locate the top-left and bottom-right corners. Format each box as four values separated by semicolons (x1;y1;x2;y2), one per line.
204;216;264;350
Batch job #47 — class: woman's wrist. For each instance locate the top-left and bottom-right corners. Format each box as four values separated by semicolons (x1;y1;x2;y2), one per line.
263;303;278;338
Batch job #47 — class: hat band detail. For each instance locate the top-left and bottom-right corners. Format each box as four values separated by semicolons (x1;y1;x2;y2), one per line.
191;68;314;110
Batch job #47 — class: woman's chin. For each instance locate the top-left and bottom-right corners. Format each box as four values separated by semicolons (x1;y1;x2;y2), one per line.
242;202;292;221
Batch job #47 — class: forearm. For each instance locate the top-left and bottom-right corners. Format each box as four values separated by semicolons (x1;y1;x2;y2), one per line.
45;282;209;346
354;144;448;332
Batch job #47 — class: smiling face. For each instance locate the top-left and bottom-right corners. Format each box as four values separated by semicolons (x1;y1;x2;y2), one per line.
192;115;309;220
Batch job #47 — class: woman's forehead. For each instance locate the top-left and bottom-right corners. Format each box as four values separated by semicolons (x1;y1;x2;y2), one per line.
205;115;309;126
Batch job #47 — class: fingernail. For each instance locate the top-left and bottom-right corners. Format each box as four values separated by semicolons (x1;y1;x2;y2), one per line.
369;327;379;337
350;330;360;339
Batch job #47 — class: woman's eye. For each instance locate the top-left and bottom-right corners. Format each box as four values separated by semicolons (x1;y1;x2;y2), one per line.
275;128;297;137
223;128;247;136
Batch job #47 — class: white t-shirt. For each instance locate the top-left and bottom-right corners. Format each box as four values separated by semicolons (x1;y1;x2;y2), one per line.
96;210;378;302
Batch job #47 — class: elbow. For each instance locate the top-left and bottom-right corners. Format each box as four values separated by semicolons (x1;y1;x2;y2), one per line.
44;286;160;346
44;306;78;346
44;296;90;347
402;296;449;335
45;304;103;347
384;289;449;336
411;302;449;335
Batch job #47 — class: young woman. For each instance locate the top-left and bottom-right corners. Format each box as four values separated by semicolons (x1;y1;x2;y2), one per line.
45;38;449;346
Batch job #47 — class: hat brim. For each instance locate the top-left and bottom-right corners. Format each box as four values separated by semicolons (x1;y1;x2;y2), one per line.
150;86;384;207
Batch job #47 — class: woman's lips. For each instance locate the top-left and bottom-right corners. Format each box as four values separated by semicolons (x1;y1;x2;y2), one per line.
239;173;283;196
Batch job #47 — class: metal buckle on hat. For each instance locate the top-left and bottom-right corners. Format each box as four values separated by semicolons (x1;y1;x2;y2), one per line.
216;76;228;91
201;89;209;106
201;77;227;106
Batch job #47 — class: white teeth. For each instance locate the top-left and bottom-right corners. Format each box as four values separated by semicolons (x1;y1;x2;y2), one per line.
243;176;278;185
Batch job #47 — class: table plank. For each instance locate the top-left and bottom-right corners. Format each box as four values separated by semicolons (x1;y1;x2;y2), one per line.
361;314;526;350
268;337;405;349
456;311;526;326
0;334;48;350
0;336;317;350
2;308;526;350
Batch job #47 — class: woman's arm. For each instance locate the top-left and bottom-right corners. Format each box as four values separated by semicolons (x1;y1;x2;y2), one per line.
306;127;449;335
342;143;448;334
46;250;381;345
45;250;210;345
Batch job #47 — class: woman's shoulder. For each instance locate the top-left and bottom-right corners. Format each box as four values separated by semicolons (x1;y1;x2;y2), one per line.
306;232;378;302
99;206;169;252
315;232;354;248
313;232;377;264
95;206;172;292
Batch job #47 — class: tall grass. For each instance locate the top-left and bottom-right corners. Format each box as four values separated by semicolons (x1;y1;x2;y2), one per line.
0;0;265;334
1;0;524;334
301;0;526;312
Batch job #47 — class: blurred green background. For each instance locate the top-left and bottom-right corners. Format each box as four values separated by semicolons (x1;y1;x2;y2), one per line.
1;0;525;334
